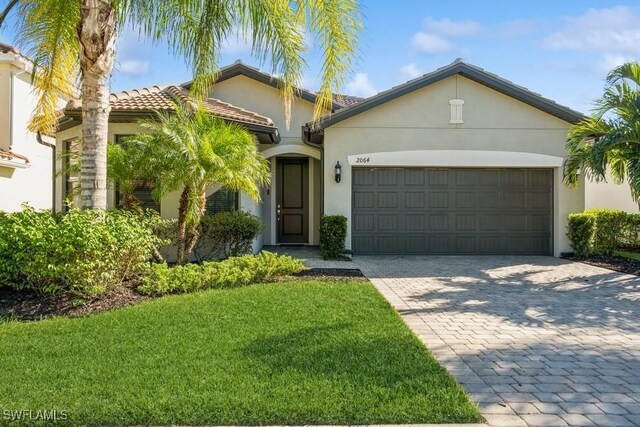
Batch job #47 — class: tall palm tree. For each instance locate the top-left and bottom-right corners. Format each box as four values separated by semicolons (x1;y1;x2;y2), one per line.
564;62;640;204
128;103;270;264
0;0;360;209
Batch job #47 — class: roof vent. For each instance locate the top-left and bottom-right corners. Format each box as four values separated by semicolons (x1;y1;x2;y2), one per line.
449;99;464;124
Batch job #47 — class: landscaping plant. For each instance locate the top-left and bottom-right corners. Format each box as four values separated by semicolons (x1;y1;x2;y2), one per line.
320;215;348;259
194;211;264;260
1;0;360;210
138;251;305;296
125;104;270;264
567;209;639;256
0;206;167;297
564;62;640;207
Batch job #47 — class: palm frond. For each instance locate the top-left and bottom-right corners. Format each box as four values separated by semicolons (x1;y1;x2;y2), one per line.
16;0;80;133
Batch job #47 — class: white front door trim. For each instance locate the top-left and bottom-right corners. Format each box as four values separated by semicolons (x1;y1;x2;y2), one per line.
262;144;321;160
347;150;564;168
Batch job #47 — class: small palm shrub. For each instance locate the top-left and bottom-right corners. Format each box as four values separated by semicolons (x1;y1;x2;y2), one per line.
194;211;263;260
0;207;167;297
138;251;305;296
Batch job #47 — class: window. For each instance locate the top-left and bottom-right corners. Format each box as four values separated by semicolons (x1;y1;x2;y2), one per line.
205;188;238;214
114;134;160;212
62;138;80;211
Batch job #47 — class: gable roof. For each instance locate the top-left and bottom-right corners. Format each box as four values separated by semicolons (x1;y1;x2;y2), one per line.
61;85;280;142
309;59;585;132
181;61;348;111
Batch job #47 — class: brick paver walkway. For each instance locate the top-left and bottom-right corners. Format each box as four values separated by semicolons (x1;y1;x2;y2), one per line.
353;256;640;427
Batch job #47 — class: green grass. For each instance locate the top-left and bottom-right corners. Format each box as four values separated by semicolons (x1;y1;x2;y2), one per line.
0;281;482;426
615;250;640;261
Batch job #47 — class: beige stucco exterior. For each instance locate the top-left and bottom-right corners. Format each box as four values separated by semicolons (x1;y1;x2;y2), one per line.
322;74;585;256
0;57;54;213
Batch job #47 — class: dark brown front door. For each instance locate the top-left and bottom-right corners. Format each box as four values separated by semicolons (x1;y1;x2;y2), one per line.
277;158;309;244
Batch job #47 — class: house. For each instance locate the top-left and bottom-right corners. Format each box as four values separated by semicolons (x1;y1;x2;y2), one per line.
53;59;632;256
0;42;55;212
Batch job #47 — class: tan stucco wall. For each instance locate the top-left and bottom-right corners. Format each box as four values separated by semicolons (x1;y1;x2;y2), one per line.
0;65;54;212
586;176;639;213
323;74;585;256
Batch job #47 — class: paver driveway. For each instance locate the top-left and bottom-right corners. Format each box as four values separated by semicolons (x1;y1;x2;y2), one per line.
355;256;640;427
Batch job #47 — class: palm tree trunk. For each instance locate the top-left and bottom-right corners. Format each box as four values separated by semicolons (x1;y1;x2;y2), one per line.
182;190;207;260
78;0;116;210
176;185;191;264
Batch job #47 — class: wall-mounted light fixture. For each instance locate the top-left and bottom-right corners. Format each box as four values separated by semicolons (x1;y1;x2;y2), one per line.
335;161;342;183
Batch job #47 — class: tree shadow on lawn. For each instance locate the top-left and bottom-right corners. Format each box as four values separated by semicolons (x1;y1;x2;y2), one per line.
240;323;482;423
365;256;640;332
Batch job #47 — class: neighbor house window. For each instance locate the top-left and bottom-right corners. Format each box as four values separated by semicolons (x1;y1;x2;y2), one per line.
62;138;80;211
205;188;239;214
114;134;160;212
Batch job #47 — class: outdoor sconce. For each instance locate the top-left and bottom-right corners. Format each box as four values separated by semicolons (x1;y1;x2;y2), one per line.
335;161;342;183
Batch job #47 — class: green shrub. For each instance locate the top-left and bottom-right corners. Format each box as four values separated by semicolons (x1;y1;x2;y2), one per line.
0;207;167;297
621;213;640;249
587;209;627;255
320;215;347;259
194;211;263;260
137;251;305;296
567;213;596;257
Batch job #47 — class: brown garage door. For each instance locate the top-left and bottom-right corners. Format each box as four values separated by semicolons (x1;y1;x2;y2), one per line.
352;168;553;255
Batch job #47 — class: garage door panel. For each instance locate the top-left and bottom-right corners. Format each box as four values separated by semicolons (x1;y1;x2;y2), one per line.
352;167;552;255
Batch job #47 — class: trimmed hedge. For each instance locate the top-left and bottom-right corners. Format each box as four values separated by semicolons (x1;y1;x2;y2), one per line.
320;215;347;259
0;207;167;297
567;209;640;256
137;251;306;296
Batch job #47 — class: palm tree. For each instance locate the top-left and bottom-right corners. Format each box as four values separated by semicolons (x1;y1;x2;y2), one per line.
127;103;270;264
0;0;360;209
107;140;150;210
564;62;640;204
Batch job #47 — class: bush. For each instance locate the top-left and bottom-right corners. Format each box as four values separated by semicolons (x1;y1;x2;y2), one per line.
0;207;167;297
137;251;305;296
320;215;347;259
194;211;263;261
567;209;636;256
567;213;596;257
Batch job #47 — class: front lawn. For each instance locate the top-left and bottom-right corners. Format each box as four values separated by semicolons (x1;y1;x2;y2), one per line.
0;280;482;425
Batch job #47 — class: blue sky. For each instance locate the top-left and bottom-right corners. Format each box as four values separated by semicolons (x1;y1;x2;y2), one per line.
2;1;640;114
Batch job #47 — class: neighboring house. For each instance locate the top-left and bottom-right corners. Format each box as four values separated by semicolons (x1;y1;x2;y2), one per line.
53;58;634;257
0;42;55;212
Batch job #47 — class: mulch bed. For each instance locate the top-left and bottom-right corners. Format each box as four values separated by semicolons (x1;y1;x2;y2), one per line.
0;284;148;322
564;255;640;277
294;268;365;278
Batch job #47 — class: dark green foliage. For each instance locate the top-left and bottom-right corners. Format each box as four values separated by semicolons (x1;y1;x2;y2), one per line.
320;215;347;259
195;211;263;260
567;209;639;256
138;251;305;295
0;207;167;297
567;213;596;257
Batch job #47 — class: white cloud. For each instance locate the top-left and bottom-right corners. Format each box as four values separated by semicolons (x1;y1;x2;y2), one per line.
118;60;149;76
346;73;377;97
411;32;453;54
423;18;483;37
410;18;482;55
400;63;423;80
545;6;640;62
598;54;633;73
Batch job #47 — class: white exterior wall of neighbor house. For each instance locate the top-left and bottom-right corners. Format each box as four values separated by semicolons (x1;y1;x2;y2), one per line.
0;62;54;212
322;74;585;256
209;74;323;246
585;176;639;213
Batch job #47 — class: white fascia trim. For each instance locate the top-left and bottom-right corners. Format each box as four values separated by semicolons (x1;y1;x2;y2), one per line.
0;159;31;169
347;150;564;168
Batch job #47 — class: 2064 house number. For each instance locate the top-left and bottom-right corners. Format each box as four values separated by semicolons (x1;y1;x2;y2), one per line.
355;157;370;164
